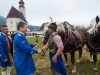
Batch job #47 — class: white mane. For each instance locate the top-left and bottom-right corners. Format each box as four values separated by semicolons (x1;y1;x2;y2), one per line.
87;18;100;35
87;18;96;34
43;22;65;35
43;22;51;35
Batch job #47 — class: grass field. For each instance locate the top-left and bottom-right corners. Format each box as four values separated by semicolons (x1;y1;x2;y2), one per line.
1;37;100;75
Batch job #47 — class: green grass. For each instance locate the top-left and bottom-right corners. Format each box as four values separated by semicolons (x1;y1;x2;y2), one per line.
1;37;100;75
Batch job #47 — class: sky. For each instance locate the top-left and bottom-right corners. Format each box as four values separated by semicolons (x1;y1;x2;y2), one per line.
0;0;100;27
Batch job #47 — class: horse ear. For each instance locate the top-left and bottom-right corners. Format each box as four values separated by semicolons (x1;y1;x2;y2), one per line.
96;15;99;24
63;21;67;27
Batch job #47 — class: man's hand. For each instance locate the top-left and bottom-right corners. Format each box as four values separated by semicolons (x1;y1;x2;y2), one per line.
34;43;39;48
38;50;42;54
52;56;57;63
3;59;8;62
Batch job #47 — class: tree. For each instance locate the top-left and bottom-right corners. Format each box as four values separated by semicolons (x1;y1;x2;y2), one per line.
40;23;44;31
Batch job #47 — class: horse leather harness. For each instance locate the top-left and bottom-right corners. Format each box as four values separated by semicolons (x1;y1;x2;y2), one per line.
62;24;87;54
87;34;100;54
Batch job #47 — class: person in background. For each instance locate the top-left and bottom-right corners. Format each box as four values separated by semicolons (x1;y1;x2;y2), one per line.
32;33;34;36
14;22;42;75
0;25;13;75
35;35;39;43
10;32;15;43
40;23;67;75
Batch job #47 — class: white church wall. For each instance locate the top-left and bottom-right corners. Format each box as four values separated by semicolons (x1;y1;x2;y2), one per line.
6;18;28;32
6;18;20;31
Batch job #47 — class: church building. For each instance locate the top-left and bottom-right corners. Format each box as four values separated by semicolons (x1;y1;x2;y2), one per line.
6;0;28;32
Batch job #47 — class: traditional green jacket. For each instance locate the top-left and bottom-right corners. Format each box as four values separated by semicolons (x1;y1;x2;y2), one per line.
48;34;58;53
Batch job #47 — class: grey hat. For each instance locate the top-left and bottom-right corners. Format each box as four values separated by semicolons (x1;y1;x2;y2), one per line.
48;23;57;31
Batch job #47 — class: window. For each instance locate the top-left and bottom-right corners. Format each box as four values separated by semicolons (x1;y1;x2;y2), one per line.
16;22;18;25
10;22;13;26
16;22;18;30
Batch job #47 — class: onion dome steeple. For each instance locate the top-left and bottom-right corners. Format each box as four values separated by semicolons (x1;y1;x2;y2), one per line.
19;0;26;18
19;0;25;8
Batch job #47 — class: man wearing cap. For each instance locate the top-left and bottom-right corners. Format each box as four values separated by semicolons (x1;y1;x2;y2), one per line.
41;23;67;75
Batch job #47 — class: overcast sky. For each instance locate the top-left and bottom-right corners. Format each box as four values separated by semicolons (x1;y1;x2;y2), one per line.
0;0;100;26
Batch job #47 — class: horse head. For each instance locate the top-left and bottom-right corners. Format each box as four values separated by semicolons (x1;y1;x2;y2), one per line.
95;16;100;34
42;22;66;45
42;30;50;45
87;16;100;35
87;16;100;44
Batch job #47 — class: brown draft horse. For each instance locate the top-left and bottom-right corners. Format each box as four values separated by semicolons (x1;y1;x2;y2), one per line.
42;22;90;73
87;16;100;71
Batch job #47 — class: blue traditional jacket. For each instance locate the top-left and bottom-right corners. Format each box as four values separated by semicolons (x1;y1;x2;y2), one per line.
14;32;38;75
0;32;13;67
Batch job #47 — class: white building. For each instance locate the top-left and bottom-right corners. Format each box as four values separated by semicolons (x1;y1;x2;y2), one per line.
6;0;28;32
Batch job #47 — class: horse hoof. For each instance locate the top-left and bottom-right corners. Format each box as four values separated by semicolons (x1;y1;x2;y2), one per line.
89;59;93;62
92;67;98;72
65;63;69;67
76;60;81;63
72;70;77;74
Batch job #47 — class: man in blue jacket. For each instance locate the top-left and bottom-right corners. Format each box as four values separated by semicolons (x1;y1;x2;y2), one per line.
0;25;13;75
14;22;42;75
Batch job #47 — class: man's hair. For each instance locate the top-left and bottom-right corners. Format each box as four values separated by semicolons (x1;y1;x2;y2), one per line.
0;25;7;32
17;22;27;30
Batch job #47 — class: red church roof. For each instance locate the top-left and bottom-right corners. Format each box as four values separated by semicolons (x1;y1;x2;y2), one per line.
6;6;27;23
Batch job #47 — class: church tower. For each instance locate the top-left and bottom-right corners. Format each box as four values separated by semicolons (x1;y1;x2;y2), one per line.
19;0;26;18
